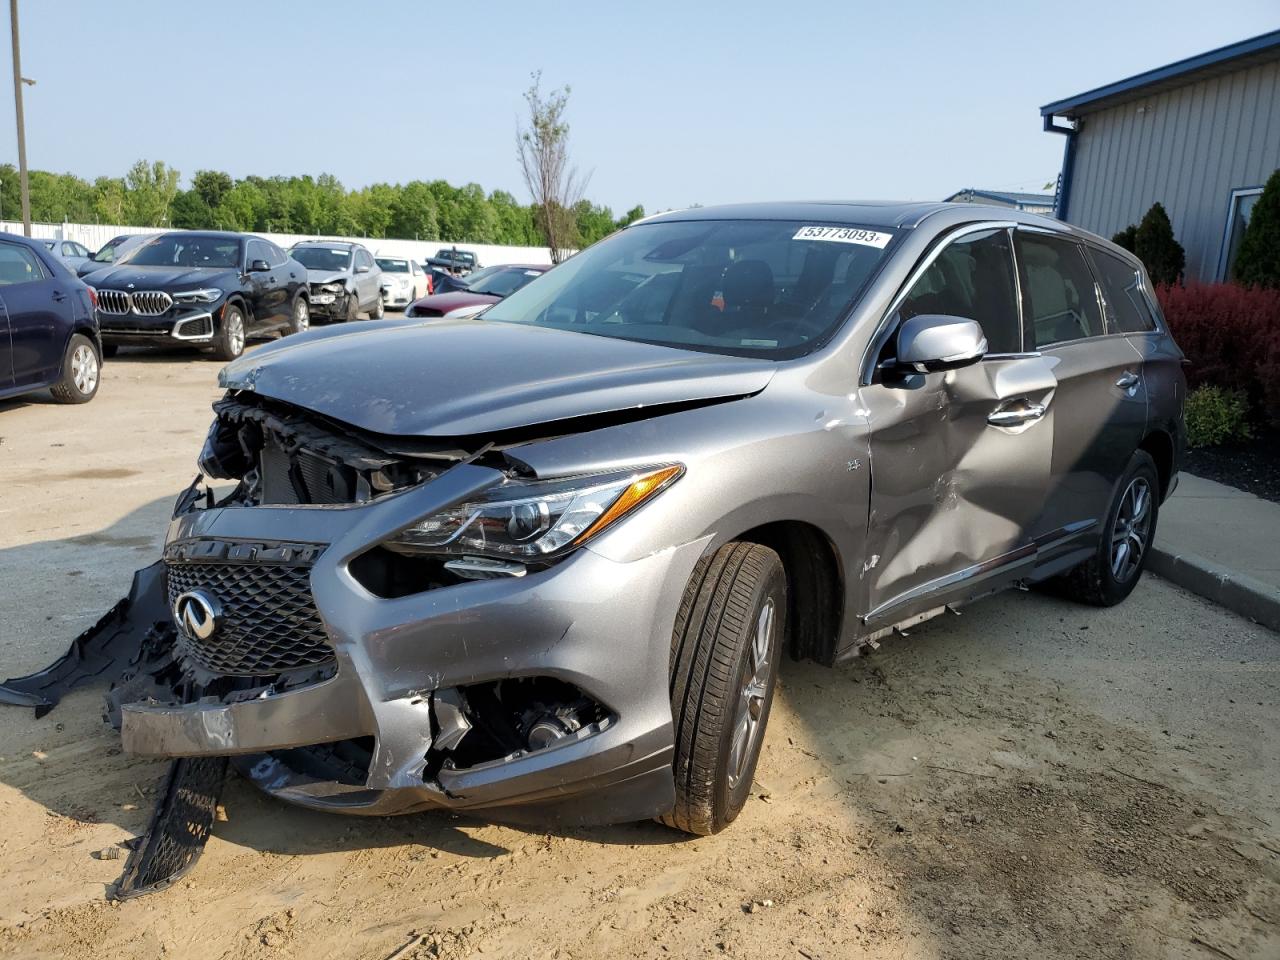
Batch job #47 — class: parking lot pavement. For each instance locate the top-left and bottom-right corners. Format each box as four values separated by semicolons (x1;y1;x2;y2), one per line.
0;352;1277;960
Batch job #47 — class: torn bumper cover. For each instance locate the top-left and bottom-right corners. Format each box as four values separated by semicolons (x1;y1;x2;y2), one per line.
104;463;695;826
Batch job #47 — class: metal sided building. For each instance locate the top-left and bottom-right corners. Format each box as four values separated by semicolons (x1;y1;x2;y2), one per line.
1042;29;1280;283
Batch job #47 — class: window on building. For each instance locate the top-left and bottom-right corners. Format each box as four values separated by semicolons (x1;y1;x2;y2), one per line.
1220;187;1263;281
1014;233;1104;348
898;228;1022;354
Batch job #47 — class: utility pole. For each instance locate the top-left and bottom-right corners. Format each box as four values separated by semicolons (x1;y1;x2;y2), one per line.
9;0;31;236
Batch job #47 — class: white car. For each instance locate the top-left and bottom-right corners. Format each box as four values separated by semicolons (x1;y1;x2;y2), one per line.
376;254;430;310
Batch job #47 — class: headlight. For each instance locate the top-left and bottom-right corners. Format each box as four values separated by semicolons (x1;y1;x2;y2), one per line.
173;287;222;303
319;282;344;294
384;464;683;560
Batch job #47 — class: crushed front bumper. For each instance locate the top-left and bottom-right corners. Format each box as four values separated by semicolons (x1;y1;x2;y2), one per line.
307;288;354;320
120;465;699;826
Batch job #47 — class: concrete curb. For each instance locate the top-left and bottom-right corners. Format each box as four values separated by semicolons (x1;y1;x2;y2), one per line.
1148;547;1280;633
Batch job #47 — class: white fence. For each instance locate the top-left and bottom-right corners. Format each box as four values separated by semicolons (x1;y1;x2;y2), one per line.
0;220;555;266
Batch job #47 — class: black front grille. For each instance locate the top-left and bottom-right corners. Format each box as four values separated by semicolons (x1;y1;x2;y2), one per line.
165;541;333;677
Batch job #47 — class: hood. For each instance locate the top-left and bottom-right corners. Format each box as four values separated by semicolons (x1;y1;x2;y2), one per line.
411;290;500;312
306;269;350;285
219;319;775;438
88;264;237;289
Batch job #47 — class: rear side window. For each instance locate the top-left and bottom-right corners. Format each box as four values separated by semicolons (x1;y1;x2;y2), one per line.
0;243;47;285
1015;233;1104;348
899;228;1022;354
1091;248;1157;333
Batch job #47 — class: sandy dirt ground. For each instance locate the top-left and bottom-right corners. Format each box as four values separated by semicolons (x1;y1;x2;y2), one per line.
0;347;1277;960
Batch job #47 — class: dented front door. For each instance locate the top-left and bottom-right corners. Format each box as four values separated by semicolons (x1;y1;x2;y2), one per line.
860;355;1057;628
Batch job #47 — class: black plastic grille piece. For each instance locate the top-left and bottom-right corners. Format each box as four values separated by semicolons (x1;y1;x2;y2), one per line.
166;556;334;677
113;756;228;900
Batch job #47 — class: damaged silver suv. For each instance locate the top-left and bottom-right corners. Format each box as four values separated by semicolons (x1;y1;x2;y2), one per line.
72;204;1189;835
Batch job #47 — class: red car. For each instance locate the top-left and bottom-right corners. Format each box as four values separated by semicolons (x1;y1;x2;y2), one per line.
404;264;549;319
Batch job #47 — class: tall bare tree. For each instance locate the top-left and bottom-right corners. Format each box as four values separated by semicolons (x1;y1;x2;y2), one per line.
517;72;588;263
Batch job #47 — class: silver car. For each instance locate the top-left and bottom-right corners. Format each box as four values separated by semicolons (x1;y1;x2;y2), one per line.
289;240;384;322
115;202;1185;834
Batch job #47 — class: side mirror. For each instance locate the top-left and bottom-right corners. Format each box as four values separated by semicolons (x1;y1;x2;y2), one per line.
893;313;987;373
248;259;270;273
354;263;370;274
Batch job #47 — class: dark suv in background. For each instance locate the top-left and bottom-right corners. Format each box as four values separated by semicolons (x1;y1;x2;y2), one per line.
90;232;310;360
0;233;102;403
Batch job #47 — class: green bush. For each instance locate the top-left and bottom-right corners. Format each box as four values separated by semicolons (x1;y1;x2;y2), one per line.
1184;385;1253;448
1111;224;1137;253
1234;168;1280;289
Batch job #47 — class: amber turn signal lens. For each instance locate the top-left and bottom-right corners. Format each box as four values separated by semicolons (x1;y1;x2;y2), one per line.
579;465;684;544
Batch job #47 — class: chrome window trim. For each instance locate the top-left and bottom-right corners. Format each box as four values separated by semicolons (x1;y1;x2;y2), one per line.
860;220;1019;385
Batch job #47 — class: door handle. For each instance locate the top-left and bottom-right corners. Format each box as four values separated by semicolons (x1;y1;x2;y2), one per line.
1116;371;1140;393
988;399;1047;428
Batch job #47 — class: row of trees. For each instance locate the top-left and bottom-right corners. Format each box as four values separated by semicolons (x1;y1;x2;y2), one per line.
0;159;645;250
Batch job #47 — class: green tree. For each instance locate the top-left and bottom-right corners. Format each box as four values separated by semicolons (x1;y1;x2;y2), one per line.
390;181;441;240
91;176;127;224
123;160;181;226
191;170;233;211
1233;168;1280;288
169;189;212;229
1133;202;1185;286
617;204;646;229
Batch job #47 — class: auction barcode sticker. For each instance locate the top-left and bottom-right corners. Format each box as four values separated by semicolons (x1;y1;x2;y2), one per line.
793;226;893;248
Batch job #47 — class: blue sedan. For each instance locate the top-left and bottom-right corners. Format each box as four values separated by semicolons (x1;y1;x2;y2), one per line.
0;234;103;403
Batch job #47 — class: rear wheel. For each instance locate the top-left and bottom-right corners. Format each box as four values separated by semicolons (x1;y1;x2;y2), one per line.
663;542;785;836
1057;449;1159;606
50;333;100;403
212;303;246;361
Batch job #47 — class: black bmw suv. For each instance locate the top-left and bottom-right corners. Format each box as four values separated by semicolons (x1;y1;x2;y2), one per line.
91;232;311;360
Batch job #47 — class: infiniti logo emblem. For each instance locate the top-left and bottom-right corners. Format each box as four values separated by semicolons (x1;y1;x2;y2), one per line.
174;589;223;640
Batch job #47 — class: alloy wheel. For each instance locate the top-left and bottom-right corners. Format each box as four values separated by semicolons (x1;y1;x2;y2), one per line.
294;299;309;332
1110;477;1152;583
227;312;245;355
727;597;775;790
71;343;98;395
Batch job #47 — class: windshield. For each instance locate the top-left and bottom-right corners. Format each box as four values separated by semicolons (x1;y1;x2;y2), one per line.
129;235;242;269
293;247;352;272
466;266;543;298
481;219;896;358
436;249;473;263
376;258;410;273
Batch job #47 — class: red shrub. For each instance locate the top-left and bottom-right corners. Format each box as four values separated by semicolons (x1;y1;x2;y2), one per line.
1156;282;1280;425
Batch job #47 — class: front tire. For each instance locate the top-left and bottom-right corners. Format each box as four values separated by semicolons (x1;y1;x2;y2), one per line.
212;303;246;361
371;295;384;320
345;289;360;322
290;295;310;335
1058;450;1160;606
663;542;786;836
50;333;100;403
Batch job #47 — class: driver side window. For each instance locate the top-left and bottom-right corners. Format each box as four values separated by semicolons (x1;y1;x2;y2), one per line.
899;229;1022;354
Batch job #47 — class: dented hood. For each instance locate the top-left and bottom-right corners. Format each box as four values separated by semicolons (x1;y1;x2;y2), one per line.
218;319;775;437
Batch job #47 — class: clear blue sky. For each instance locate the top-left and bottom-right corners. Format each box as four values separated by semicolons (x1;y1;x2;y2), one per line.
1;0;1276;213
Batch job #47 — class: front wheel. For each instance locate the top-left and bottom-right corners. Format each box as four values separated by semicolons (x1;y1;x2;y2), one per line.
371;295;384;320
50;333;100;403
1057;449;1160;606
663;542;786;836
345;289;360;322
212;303;246;361
290;296;310;335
